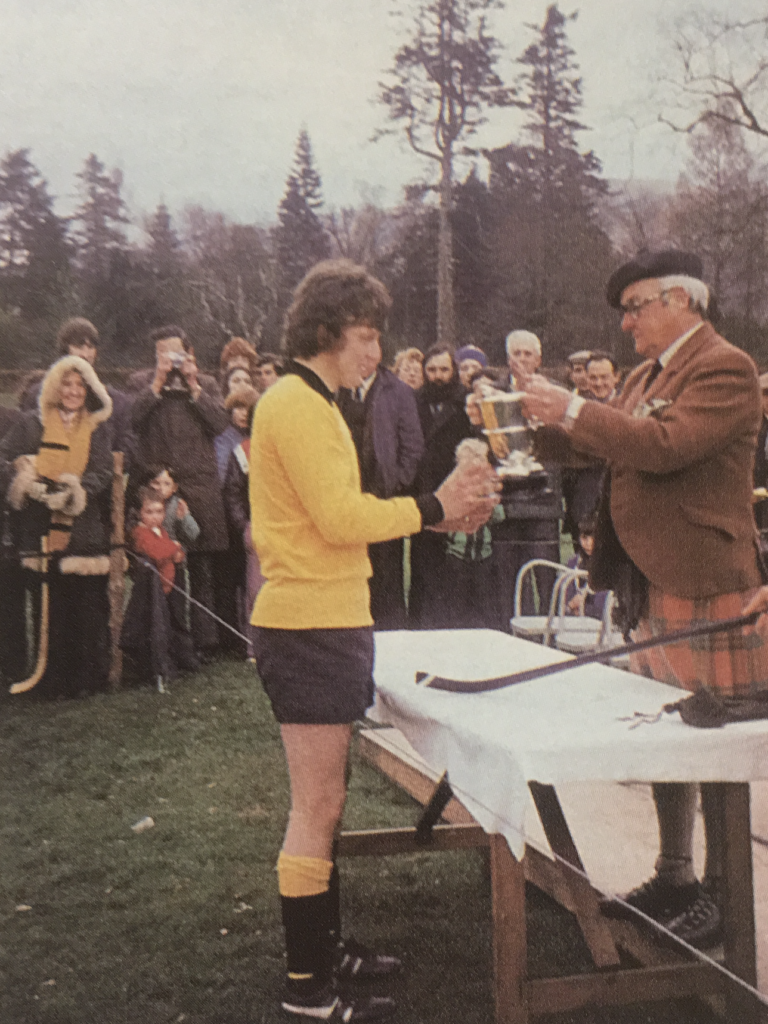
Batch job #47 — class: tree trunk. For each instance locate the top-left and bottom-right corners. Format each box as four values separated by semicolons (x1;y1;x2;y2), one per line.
437;151;456;348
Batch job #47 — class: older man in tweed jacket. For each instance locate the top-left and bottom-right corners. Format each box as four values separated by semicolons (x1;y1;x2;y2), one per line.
522;249;768;949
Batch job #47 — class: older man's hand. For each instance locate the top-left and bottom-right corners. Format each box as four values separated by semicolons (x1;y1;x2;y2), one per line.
521;375;572;425
432;460;501;533
743;587;768;637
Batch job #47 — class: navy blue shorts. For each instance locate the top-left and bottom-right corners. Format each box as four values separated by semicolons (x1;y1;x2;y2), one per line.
252;626;375;725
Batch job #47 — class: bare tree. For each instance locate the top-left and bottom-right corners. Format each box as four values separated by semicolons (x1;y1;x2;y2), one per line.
661;9;768;140
668;117;768;323
182;206;278;345
376;0;513;347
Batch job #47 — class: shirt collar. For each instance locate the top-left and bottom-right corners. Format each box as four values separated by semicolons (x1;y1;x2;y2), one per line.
657;322;704;368
358;371;377;401
285;360;336;405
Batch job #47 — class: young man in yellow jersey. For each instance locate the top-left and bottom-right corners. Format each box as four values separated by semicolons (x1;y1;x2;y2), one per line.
249;260;500;1021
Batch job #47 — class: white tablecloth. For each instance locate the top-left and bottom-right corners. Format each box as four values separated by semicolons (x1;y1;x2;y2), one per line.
370;629;768;857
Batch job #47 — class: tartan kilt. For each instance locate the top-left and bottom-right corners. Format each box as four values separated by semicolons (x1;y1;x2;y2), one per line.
630;585;768;696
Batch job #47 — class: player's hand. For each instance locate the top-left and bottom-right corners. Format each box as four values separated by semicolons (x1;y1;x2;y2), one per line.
521;375;571;425
743;587;768;637
432;461;500;532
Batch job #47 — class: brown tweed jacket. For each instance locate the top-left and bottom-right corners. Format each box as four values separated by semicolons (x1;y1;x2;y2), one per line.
540;322;764;599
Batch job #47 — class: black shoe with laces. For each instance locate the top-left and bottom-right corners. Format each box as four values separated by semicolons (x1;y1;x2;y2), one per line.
601;875;702;922
335;938;402;984
281;981;396;1021
666;889;723;949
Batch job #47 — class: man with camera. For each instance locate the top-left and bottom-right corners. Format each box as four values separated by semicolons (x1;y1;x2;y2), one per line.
131;326;230;658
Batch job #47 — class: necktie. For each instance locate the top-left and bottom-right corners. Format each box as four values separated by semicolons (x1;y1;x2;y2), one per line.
644;361;662;392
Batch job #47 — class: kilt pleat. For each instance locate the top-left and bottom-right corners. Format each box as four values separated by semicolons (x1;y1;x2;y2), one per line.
630;585;768;696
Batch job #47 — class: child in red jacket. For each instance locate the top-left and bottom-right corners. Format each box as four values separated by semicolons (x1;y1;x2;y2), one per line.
131;487;186;593
121;487;198;687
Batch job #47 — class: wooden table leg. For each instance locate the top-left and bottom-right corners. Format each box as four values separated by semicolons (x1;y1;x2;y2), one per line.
706;782;760;1024
528;782;621;968
490;833;528;1024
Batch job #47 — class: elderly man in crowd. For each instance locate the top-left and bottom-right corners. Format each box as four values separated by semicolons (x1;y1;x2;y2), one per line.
523;249;768;947
494;330;561;620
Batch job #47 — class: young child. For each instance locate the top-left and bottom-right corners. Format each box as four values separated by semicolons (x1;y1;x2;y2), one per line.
131;487;186;593
566;516;609;618
146;465;200;548
121;487;199;687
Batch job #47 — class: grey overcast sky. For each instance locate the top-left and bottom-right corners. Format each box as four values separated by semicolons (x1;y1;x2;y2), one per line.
0;0;738;225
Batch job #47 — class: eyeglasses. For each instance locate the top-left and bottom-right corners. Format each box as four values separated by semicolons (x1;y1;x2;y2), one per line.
619;291;669;318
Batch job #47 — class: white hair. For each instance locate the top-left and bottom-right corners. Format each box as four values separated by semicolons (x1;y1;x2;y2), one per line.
505;330;541;357
657;275;710;315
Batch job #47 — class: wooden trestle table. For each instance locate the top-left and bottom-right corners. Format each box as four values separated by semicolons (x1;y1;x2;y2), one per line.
336;629;768;1023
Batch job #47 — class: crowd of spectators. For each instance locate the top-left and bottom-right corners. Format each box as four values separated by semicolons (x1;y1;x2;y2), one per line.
5;309;755;702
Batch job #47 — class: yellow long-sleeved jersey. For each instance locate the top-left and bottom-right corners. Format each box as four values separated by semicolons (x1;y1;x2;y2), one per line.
249;367;423;629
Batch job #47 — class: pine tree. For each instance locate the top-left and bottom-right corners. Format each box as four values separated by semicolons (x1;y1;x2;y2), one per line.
147;202;181;272
273;130;330;307
141;202;194;330
0;149;71;320
73;153;130;281
485;5;613;360
378;0;513;347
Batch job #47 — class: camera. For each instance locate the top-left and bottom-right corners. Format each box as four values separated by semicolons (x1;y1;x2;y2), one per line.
162;351;191;396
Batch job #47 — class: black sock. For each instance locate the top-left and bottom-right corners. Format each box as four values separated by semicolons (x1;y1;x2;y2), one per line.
281;891;334;999
328;861;341;948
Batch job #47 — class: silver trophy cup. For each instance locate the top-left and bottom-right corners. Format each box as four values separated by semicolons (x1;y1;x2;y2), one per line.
479;391;543;478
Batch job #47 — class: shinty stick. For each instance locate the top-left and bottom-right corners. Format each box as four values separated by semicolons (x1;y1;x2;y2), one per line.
416;611;762;694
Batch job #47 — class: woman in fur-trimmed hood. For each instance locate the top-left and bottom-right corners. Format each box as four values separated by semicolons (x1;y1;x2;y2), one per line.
0;355;114;698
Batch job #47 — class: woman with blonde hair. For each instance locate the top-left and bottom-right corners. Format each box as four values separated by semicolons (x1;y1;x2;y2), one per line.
391;346;424;389
0;355;113;698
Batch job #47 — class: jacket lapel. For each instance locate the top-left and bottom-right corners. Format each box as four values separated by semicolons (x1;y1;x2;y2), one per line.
644;322;713;400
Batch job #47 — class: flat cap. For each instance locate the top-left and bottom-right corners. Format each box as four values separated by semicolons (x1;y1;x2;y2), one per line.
567;349;592;365
606;249;703;308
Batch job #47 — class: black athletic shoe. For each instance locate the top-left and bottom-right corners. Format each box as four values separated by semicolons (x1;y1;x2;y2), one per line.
666;890;723;949
336;938;402;984
281;982;396;1021
601;875;702;922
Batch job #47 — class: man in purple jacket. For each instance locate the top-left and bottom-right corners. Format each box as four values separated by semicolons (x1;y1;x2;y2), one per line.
338;344;424;628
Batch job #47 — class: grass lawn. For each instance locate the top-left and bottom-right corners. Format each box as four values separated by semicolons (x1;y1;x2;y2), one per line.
0;659;719;1024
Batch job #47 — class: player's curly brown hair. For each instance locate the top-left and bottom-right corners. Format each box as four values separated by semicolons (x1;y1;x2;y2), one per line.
282;259;391;360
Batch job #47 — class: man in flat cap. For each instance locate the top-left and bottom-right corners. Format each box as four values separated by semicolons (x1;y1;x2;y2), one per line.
522;249;768;948
566;350;593;395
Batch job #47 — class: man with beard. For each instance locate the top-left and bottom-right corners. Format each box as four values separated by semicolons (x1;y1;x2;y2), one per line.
409;345;473;627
